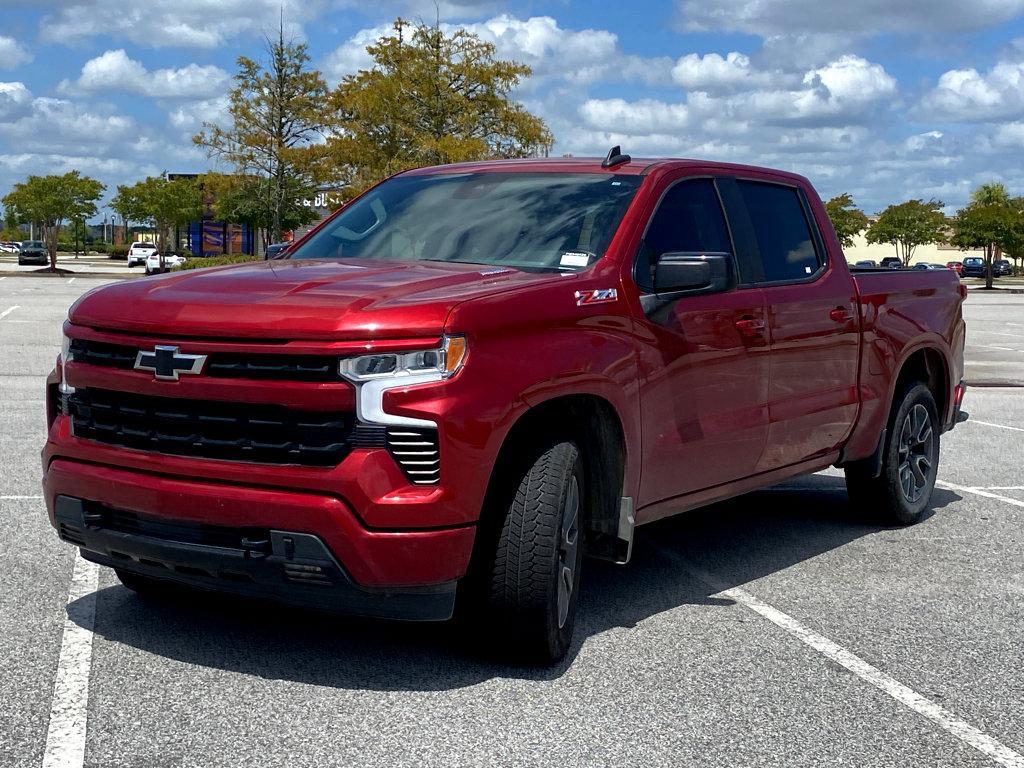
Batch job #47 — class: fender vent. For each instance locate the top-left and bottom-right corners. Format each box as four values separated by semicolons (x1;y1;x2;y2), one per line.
386;428;440;485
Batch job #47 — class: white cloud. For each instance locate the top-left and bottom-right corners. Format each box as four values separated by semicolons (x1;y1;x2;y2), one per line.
323;15;674;87
39;0;329;48
0;82;33;122
672;52;775;93
676;0;1024;36
60;50;230;99
0;36;33;69
919;60;1024;121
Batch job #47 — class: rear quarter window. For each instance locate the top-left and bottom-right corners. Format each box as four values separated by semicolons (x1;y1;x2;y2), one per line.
738;181;822;282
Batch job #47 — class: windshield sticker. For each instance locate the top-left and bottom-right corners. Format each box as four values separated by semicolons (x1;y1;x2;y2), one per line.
575;288;618;306
560;251;593;268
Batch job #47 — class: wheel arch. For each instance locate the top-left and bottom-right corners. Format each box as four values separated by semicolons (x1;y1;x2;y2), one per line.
476;393;629;564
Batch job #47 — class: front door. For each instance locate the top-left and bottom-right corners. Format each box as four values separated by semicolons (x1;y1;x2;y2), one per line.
634;177;770;508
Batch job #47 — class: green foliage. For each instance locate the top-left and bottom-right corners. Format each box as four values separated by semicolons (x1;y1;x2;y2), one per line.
111;176;201;255
2;171;105;268
172;254;262;271
201;172;318;238
952;192;1024;288
865;199;947;266
970;182;1010;207
825;193;869;249
194;23;327;243
324;18;553;195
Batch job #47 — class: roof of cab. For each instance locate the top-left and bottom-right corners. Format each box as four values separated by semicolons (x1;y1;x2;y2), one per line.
400;156;812;185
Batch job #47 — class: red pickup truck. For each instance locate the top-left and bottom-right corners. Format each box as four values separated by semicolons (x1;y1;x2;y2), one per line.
44;151;967;663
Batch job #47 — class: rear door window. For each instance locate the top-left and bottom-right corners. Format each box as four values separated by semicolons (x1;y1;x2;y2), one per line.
737;181;822;283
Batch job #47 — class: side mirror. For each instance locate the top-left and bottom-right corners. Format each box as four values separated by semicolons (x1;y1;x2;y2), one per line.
653;252;734;295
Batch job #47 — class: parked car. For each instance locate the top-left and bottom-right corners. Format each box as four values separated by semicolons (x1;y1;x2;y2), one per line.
127;242;158;268
960;257;986;278
946;261;963;274
0;241;20;253
264;242;290;260
144;252;187;275
880;256;903;269
45;153;968;664
994;259;1013;277
853;260;876;269
18;240;48;265
912;262;933;270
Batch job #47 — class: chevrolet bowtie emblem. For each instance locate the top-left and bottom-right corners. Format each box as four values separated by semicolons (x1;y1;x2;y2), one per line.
134;345;207;381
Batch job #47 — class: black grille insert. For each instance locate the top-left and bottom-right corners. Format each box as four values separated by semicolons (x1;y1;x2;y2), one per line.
68;388;351;465
68;339;342;382
86;503;271;551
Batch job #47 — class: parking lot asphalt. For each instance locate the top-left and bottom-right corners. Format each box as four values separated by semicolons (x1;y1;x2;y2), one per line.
1;276;1022;767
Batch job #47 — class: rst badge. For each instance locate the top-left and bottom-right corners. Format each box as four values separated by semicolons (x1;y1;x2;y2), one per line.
133;345;207;381
574;288;618;306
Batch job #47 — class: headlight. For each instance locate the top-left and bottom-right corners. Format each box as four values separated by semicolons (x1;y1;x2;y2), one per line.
59;334;75;394
340;335;467;428
340;335;467;382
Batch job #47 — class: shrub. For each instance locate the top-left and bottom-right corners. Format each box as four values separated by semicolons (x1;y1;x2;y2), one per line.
172;254;262;271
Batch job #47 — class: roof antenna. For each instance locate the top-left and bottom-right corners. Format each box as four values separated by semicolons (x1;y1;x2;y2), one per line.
601;145;631;168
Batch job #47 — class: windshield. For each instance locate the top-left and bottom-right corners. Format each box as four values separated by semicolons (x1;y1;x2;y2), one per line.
964;258;983;265
289;172;642;271
23;241;43;248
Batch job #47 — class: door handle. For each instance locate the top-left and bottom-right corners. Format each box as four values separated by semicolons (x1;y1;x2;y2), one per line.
735;317;766;337
829;307;854;323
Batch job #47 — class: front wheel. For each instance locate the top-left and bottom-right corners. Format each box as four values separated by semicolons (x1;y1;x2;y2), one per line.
484;440;584;664
845;382;940;525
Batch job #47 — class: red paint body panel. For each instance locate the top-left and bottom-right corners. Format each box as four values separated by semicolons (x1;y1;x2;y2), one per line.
42;157;966;600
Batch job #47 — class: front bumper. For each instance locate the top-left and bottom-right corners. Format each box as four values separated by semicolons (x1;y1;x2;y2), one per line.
53;495;456;620
43;457;475;619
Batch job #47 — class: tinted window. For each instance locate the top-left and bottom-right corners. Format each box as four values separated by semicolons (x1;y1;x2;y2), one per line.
737;181;821;282
290;173;642;272
638;179;732;288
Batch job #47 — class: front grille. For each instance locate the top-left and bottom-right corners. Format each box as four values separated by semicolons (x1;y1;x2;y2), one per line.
387;428;440;485
68;388;351;466
68;339;342;382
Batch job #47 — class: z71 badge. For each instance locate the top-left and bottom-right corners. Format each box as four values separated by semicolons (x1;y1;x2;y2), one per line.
575;288;618;306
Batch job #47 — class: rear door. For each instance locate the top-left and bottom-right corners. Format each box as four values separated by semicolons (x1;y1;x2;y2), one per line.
633;176;769;506
727;178;860;469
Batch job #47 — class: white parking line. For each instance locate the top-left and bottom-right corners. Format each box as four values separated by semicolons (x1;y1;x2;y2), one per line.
0;494;43;500
67;278;75;285
673;557;1024;767
42;551;99;769
967;419;1024;433
937;481;1024;509
0;305;19;320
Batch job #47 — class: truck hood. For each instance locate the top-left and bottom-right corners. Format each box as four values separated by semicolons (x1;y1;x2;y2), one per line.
69;259;554;340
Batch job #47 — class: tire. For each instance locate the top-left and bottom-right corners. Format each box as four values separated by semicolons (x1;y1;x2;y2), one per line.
845;382;940;525
483;440;584;664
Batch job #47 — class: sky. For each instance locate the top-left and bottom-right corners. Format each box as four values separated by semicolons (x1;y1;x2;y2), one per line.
1;0;1023;222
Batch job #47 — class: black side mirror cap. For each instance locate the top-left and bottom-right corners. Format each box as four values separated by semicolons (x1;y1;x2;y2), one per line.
653;252;735;295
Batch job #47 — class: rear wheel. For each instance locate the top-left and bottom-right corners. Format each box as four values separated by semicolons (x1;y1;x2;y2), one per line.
845;382;940;525
483;440;583;664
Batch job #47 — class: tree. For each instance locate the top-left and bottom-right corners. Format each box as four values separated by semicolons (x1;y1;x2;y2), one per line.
0;207;24;242
951;195;1024;289
113;175;201;268
201;172;318;250
194;21;327;244
971;182;1010;207
1;172;104;269
324;18;553;195
865;199;947;266
825;193;869;249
